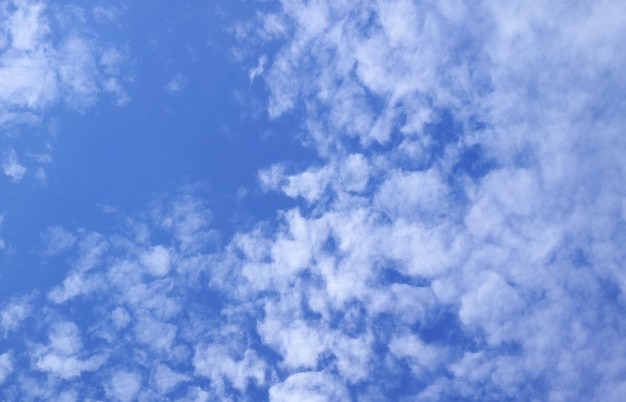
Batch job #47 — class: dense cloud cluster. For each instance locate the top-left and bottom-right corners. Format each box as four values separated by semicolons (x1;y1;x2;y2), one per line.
0;0;625;401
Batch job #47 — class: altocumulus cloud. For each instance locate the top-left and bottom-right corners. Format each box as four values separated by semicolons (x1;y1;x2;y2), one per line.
0;0;129;182
1;0;626;401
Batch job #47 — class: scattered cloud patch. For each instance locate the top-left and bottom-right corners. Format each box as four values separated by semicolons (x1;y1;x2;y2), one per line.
153;363;190;394
0;0;624;401
33;321;107;379
0;0;131;183
0;0;129;119
2;149;27;181
92;5;121;25
41;225;76;257
269;372;350;402
164;74;187;95
107;370;142;402
249;55;267;84
0;353;12;385
0;295;33;337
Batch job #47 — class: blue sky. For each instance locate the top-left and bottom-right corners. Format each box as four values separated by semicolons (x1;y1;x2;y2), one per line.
0;0;625;400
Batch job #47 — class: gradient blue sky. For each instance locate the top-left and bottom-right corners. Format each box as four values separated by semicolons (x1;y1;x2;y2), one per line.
1;1;625;401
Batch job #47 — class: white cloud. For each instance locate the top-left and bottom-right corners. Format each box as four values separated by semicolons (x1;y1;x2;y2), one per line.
0;295;32;337
74;231;108;272
154;192;216;252
111;306;131;330
193;345;266;394
41;225;76;256
0;352;12;384
93;5;121;24
107;370;142;402
48;321;82;356
56;36;101;110
249;55;267;84
6;1;49;51
182;386;212;402
153;363;190;394
134;314;177;351
459;270;524;345
34;321;107;379
375;168;450;221
339;153;370;193
0;1;128;119
164;74;187;95
104;77;130;106
47;271;103;303
0;48;57;110
57;390;78;402
282;165;333;203
2;149;27;181
231;0;626;399
389;333;446;375
269;371;350;402
259;317;326;369
99;46;126;75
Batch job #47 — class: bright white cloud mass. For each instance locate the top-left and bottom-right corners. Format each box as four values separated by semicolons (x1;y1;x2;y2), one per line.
0;0;625;400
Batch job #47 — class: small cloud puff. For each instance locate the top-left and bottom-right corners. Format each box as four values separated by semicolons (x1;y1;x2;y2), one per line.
2;149;27;182
107;370;142;402
93;5;121;25
164;74;187;95
33;321;107;380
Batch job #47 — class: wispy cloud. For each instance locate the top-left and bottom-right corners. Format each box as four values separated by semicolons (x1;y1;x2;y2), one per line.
249;55;267;84
40;226;77;257
92;5;121;25
0;294;33;338
164;74;187;95
2;149;27;182
0;353;12;385
33;321;107;379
